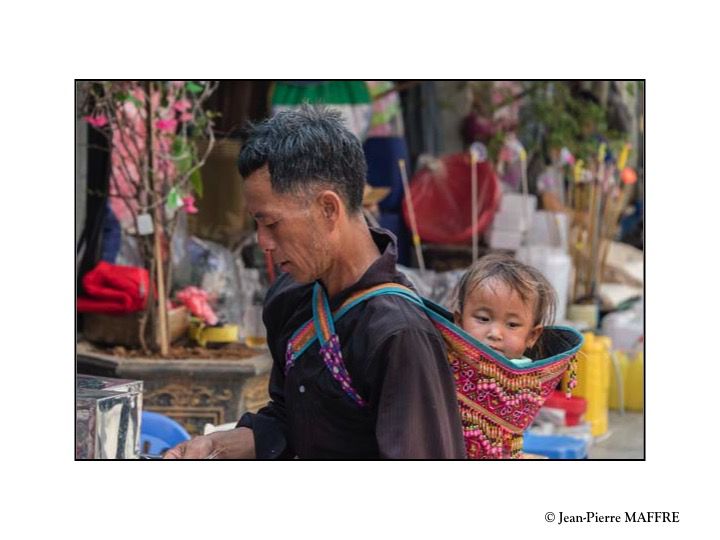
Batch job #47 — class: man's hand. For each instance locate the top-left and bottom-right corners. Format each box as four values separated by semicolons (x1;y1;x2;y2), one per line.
163;434;216;459
163;427;256;459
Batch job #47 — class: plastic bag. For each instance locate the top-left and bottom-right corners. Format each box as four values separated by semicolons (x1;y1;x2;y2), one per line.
175;236;243;326
398;265;465;310
601;298;644;352
170;211;193;290
237;268;267;347
235;240;272;345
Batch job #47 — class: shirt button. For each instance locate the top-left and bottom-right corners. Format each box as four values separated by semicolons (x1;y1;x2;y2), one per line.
299;385;306;394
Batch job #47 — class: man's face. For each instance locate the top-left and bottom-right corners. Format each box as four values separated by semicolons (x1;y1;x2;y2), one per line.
244;166;331;284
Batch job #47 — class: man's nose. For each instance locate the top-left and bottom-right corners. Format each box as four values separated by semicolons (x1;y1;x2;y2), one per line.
256;226;275;252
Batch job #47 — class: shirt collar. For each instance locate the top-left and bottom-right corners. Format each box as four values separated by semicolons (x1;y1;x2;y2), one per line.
326;226;410;310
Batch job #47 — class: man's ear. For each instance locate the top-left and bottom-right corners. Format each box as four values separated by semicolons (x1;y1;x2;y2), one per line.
526;325;543;349
316;190;342;222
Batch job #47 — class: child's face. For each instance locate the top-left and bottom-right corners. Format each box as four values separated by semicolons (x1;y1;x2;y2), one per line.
455;279;542;360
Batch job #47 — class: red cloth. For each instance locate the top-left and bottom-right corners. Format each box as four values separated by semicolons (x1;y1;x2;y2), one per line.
77;261;150;314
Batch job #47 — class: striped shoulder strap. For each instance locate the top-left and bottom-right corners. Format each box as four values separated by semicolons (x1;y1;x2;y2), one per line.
284;281;422;406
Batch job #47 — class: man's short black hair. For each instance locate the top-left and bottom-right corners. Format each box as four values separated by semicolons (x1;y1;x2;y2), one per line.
237;104;366;213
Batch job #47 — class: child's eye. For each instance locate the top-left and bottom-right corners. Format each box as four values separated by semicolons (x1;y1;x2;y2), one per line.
507;322;521;328
474;315;490;323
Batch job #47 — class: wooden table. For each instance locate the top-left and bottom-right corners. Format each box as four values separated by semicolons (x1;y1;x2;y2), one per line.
76;342;272;436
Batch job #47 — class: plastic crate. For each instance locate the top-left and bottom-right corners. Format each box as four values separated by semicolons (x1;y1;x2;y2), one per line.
543;390;587;426
523;431;588;459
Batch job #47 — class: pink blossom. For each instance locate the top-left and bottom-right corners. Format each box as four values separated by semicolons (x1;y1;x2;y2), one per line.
560;147;575;166
179;111;193;122
176;286;218;325
174;99;192;112
182;195;199;214
155;118;178;133
85;114;108;128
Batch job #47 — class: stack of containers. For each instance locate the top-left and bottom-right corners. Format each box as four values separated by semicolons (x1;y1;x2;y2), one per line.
608;351;644;411
623;351;644;411
516;245;572;323
528;211;570;250
564;332;612;437
515;210;572;323
603;298;644;412
485;192;537;251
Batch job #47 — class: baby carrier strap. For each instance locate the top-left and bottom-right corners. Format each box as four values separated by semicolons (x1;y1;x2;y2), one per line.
285;281;422;407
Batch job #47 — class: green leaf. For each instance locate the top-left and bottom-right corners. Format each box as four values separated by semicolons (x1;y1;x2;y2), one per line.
190;169;203;198
170;134;203;197
171;136;187;157
115;91;142;108
166;186;182;210
186;81;204;94
170;137;196;183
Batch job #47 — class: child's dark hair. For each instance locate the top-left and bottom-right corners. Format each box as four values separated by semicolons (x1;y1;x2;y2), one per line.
454;253;557;330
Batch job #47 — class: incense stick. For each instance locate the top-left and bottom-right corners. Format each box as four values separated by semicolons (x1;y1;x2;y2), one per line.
471;149;479;263
598;144;633;285
586;145;606;298
399;159;426;272
520;148;531;245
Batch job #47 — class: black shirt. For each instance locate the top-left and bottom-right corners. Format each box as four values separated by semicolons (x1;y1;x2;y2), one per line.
238;227;466;459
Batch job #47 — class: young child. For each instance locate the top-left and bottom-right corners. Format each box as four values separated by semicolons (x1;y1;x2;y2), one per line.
453;253;557;365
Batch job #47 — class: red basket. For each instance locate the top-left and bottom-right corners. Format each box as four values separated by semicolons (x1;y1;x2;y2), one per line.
403;153;501;245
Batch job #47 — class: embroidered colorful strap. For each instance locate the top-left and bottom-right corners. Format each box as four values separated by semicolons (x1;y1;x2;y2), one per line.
285;281;421;406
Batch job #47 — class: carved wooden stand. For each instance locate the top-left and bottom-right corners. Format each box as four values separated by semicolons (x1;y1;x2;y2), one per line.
76;342;271;436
